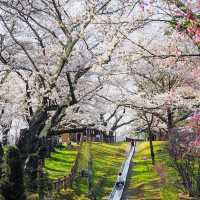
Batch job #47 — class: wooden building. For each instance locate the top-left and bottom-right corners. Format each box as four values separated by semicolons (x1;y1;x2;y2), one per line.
60;133;70;144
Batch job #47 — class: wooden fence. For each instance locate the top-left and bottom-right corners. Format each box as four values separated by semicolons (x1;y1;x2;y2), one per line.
52;143;82;191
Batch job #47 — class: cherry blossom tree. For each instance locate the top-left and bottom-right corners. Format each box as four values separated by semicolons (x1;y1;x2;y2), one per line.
0;0;138;141
0;1;152;196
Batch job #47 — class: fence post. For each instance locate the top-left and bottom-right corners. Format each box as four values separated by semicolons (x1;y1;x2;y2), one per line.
53;182;56;191
58;179;61;191
54;181;57;192
64;176;67;189
62;179;64;189
50;142;83;192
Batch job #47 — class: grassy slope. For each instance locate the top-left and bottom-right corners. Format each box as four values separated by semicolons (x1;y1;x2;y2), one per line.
92;142;128;199
44;146;77;180
73;142;91;196
72;142;128;200
124;141;180;200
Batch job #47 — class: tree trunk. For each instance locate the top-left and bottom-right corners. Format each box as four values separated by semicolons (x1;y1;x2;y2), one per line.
148;128;155;165
167;108;174;145
167;108;173;134
16;107;48;157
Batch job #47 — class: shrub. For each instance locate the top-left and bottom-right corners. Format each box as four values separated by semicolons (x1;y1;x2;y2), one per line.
169;128;200;197
27;194;39;200
0;146;26;200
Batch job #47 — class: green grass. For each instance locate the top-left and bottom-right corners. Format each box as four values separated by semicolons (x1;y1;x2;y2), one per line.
92;142;128;199
124;141;180;200
73;142;91;195
72;142;128;200
44;146;77;180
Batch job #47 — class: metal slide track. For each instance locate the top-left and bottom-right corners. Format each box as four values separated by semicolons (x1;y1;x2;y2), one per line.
108;145;135;200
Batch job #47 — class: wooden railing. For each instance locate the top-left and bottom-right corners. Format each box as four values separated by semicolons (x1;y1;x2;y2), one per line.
52;176;71;191
52;144;82;191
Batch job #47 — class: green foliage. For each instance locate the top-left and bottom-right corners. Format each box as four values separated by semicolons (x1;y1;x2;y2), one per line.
0;146;26;200
173;155;200;197
0;142;4;178
25;154;39;192
169;19;190;33
0;194;5;200
169;20;177;29
178;20;192;32
164;30;172;36
37;170;51;200
38;145;48;160
27;193;39;200
0;143;4;159
197;13;200;19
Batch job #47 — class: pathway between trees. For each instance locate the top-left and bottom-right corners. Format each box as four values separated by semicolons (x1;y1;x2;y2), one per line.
109;145;135;200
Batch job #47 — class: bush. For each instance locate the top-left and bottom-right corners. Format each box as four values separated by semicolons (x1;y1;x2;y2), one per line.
27;193;39;200
24;154;39;192
173;156;200;197
0;142;4;178
169;128;200;197
0;194;5;200
0;146;26;200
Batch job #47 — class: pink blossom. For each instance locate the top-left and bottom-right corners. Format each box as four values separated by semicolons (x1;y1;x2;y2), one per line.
190;112;200;122
187;26;195;34
189;141;200;147
176;23;181;31
186;11;194;20
198;0;200;9
140;3;145;11
193;34;200;44
196;28;200;36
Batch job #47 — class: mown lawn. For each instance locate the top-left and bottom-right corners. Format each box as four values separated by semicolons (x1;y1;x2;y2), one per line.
91;142;128;199
72;142;91;196
44;146;77;180
124;141;181;200
71;142;129;200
